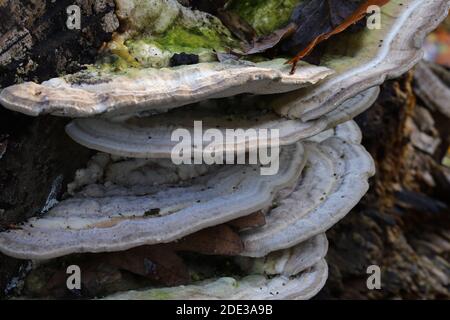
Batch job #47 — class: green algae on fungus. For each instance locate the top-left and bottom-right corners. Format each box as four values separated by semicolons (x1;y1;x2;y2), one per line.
99;0;304;70
103;0;239;70
228;0;303;36
152;23;232;53
124;22;236;68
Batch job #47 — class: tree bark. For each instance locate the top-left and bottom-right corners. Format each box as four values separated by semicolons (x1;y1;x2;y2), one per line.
0;0;117;297
0;0;118;88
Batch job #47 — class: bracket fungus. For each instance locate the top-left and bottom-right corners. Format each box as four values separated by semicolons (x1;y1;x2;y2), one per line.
104;235;329;300
0;143;305;260
0;121;368;299
65;87;380;158
0;1;446;122
241;122;375;257
271;0;450;120
0;1;336;118
0;0;448;300
0;60;332;118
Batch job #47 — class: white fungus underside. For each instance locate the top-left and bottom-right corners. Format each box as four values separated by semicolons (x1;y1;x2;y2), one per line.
65;87;379;159
241;123;375;257
0;144;306;260
239;234;329;277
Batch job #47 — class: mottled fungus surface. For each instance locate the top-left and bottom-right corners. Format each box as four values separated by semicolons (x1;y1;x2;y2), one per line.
241;121;375;257
272;0;450;120
103;239;328;300
0;60;332;118
0;144;305;260
65;87;379;158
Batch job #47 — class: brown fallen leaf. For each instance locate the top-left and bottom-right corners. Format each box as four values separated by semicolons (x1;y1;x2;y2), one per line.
41;246;190;298
286;0;390;73
174;224;244;256
50;262;164;298
244;23;297;56
106;246;190;285
227;211;266;231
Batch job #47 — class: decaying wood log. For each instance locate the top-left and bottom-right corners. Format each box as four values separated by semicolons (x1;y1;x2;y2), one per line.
318;72;450;299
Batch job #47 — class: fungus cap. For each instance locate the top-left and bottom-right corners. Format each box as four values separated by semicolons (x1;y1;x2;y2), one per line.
241;121;375;257
0;60;332;118
65;87;379;159
103;237;329;300
272;0;450;120
0;143;305;260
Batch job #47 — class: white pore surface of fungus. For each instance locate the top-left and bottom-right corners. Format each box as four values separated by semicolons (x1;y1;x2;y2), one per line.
65;87;379;159
0;144;306;260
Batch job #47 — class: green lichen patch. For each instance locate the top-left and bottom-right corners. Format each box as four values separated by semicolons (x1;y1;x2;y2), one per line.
228;0;303;36
94;0;307;71
99;0;241;70
152;22;232;53
123;20;237;68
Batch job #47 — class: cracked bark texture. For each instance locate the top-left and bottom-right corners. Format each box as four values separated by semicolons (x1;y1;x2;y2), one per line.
0;0;116;297
0;0;118;88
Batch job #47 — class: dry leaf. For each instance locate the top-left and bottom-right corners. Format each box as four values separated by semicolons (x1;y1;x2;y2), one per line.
227;211;266;231
245;23;297;56
286;0;390;73
174;224;244;256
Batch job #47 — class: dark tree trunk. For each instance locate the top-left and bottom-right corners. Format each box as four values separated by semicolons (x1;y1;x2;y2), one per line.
0;0;117;297
0;0;118;88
